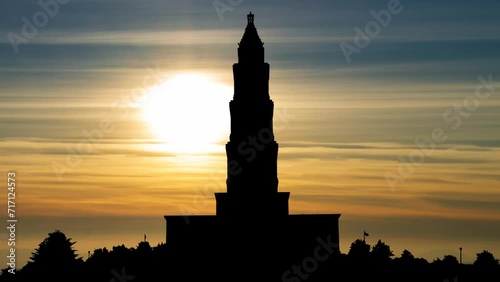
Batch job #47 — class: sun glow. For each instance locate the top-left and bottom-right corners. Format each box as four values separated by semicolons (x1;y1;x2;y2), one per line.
141;73;232;153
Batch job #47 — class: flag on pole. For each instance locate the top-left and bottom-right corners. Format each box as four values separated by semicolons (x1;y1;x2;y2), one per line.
364;231;369;237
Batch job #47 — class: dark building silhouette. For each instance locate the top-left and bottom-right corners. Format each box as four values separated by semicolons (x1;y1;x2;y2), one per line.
164;13;340;281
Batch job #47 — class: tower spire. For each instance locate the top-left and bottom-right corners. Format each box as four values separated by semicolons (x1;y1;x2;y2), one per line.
215;13;289;219
248;12;254;23
238;12;264;64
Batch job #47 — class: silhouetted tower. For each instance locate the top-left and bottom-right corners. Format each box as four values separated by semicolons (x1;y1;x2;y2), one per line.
164;14;341;280
215;12;290;219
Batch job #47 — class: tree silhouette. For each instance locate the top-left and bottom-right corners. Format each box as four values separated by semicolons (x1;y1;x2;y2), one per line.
0;269;15;282
431;255;460;282
347;239;370;259
2;231;500;282
474;250;499;267
442;255;459;266
371;239;394;262
136;241;152;256
90;247;110;260
400;249;415;261
18;230;84;282
392;249;431;282
85;247;112;281
110;244;133;267
29;230;79;263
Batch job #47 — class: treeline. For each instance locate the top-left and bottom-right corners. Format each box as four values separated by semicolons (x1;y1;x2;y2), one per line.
0;230;499;282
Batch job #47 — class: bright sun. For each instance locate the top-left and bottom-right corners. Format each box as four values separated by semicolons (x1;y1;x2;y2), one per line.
141;73;232;153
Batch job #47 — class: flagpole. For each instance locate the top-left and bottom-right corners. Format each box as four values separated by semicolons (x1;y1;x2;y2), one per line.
363;230;365;243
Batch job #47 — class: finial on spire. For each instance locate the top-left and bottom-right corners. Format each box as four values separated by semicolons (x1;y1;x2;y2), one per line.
247;12;254;24
238;11;264;51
